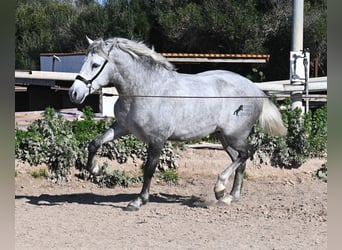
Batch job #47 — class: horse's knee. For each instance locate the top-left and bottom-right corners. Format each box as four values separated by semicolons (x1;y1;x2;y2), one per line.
88;139;100;153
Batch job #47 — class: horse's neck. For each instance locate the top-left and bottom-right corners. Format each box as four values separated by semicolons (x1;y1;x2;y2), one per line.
113;53;174;96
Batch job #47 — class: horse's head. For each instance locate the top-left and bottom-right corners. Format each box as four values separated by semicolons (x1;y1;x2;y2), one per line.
69;37;114;104
69;36;174;104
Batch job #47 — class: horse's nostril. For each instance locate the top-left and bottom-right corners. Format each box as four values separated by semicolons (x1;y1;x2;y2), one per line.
73;91;77;99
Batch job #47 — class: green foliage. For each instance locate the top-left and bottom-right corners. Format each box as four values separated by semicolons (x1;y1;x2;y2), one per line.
100;135;147;164
243;171;251;180
152;0;263;54
158;169;179;185
31;168;49;178
78;162;143;188
272;107;308;167
96;169;142;188
15;0;77;69
15;106;179;184
15;0;327;79
246;67;266;82
71;106;111;143
15;107;80;182
304;105;327;158
99;137;179;170
249;99;327;168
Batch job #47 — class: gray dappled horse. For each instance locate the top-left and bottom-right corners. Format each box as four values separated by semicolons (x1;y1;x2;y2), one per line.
69;37;287;211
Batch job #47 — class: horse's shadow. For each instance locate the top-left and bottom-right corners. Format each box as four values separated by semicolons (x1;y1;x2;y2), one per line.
15;192;210;210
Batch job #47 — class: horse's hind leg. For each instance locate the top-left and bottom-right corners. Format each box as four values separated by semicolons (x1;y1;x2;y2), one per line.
86;122;128;175
214;145;238;200
214;134;249;205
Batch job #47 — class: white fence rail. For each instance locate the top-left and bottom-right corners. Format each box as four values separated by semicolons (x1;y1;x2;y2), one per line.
15;70;77;81
256;76;327;93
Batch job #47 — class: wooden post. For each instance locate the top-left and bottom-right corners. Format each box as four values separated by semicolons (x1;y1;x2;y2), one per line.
314;57;319;77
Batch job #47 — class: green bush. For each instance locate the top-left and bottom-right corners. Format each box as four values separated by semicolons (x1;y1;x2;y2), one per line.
15;108;80;182
158;169;179;184
249;99;327;168
77;162;143;188
71;106;111;143
15;106;179;184
31;168;49;179
304;105;327;158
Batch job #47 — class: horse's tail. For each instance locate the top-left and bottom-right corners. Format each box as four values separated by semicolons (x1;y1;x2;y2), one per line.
259;98;287;136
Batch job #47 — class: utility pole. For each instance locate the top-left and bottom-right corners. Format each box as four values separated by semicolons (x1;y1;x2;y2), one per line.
290;0;304;111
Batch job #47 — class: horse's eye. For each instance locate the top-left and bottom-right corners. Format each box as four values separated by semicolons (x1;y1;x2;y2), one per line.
92;63;100;69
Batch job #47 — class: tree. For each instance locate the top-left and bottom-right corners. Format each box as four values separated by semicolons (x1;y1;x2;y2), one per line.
15;0;327;79
16;0;77;69
104;0;151;40
149;0;264;54
303;0;327;76
259;0;327;80
69;1;108;50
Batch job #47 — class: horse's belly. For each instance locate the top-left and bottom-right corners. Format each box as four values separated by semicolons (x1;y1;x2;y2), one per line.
169;125;216;141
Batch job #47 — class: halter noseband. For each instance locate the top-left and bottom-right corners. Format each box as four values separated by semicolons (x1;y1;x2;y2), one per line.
75;59;108;93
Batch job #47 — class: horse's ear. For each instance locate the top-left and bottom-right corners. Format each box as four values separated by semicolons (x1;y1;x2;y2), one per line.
86;36;94;44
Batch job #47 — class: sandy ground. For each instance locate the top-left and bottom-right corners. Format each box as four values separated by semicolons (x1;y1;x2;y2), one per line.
15;148;327;250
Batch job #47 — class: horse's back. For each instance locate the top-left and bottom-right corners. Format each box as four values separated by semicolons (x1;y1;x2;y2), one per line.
196;70;263;95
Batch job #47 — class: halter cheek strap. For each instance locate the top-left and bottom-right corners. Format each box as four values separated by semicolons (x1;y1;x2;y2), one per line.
75;59;108;94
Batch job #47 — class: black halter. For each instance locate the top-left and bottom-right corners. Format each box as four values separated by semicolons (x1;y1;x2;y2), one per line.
75;59;108;93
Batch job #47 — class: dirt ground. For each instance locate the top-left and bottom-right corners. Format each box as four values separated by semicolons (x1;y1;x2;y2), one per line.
15;148;327;250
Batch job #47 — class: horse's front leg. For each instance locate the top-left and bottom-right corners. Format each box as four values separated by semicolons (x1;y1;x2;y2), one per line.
87;122;128;175
125;141;164;211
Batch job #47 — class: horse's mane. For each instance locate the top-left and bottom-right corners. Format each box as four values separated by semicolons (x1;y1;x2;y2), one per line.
87;37;175;71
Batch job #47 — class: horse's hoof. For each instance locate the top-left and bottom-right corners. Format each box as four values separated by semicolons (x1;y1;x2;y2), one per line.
124;204;140;212
214;190;225;200
216;200;231;207
216;195;234;206
89;164;102;176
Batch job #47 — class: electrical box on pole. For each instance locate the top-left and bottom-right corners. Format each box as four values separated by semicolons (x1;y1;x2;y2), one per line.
290;51;310;83
290;50;310;112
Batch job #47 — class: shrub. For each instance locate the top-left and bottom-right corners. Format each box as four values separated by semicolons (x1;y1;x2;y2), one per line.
158;169;179;184
77;162;143;188
31;168;49;178
15;108;80;182
98;136;179;170
304;105;327;158
15;106;179;184
249;99;327;168
71;106;112;143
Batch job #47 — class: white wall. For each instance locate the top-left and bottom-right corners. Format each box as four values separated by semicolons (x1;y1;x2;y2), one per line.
40;55;85;73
